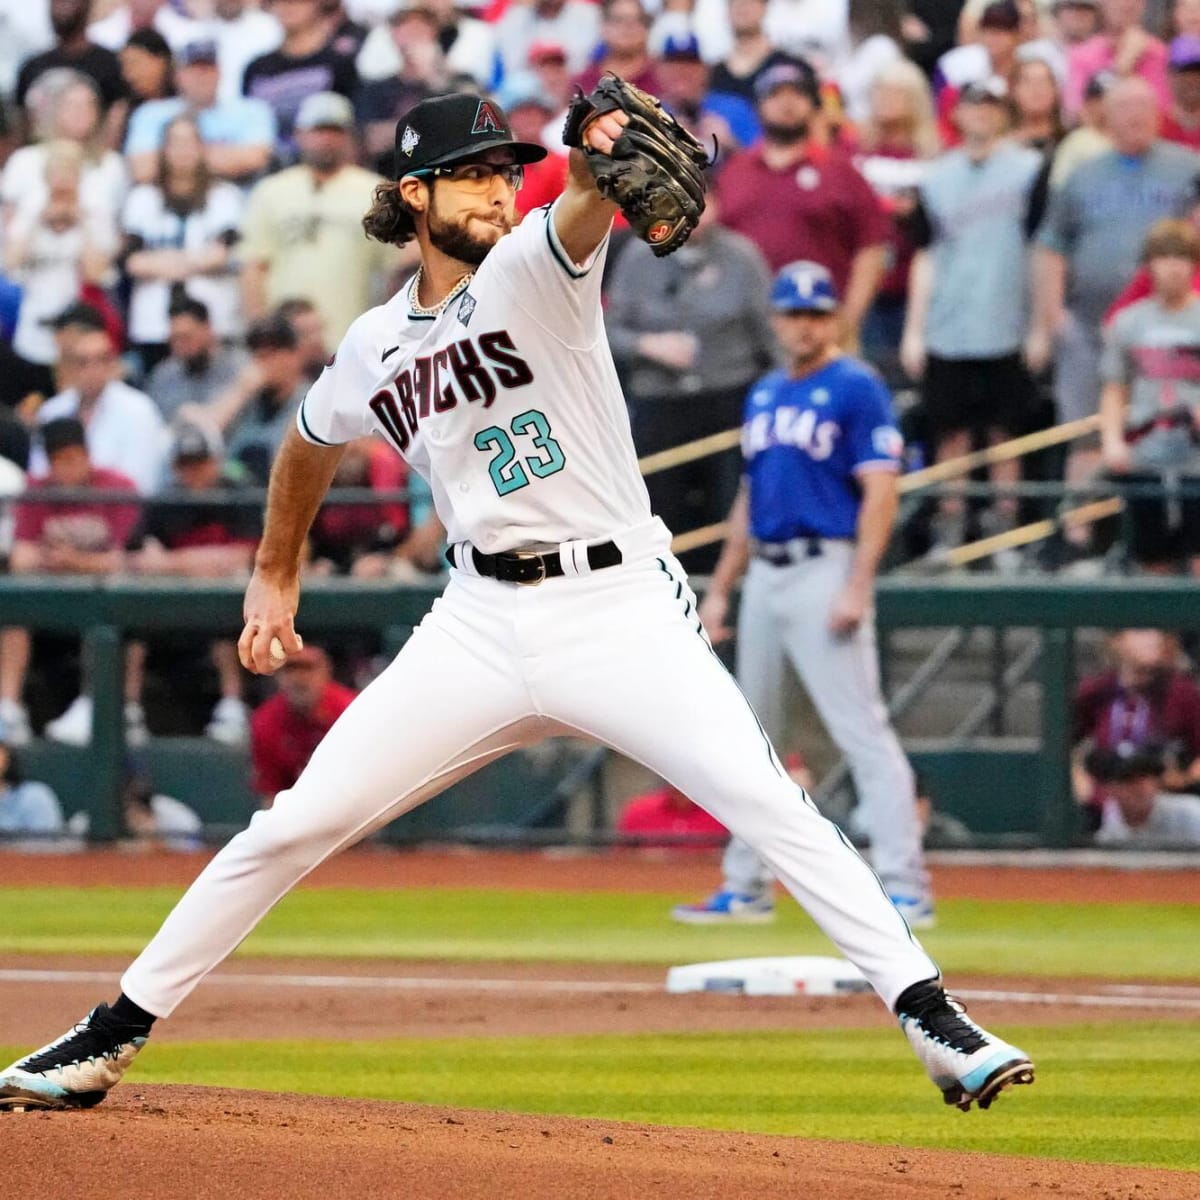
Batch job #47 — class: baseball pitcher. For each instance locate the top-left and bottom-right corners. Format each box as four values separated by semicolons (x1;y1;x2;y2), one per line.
0;85;1032;1116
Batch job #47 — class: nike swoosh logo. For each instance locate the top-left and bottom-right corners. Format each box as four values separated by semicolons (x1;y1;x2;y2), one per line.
381;345;400;362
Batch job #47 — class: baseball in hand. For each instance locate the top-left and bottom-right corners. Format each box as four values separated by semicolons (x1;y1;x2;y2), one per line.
269;638;287;667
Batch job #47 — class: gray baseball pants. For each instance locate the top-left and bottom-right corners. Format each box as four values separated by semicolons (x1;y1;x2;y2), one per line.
721;541;929;898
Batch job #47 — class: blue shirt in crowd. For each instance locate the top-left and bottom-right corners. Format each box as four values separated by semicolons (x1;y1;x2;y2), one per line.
124;97;277;158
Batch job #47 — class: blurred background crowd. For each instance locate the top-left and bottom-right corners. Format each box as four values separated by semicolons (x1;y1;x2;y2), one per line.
2;0;1200;847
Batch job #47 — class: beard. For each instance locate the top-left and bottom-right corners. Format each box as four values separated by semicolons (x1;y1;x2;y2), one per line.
762;120;809;145
427;198;508;266
53;7;89;38
303;147;343;174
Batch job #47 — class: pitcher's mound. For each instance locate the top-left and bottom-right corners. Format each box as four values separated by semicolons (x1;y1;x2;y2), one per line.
0;1085;1181;1199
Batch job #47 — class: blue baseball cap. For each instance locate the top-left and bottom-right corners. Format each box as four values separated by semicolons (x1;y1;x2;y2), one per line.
771;261;838;313
661;33;702;61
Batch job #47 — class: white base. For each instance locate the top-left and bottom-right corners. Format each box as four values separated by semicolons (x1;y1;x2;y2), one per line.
666;955;872;997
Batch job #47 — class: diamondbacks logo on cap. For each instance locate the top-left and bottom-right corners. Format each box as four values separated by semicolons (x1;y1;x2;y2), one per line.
457;292;476;327
400;125;420;157
471;100;504;135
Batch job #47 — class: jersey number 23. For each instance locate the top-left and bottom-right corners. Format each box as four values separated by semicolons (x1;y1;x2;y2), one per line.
474;409;565;496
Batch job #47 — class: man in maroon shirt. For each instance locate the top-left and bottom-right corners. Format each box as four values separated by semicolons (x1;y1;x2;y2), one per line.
0;418;141;747
1074;629;1200;819
716;58;890;344
250;644;356;804
1160;36;1200;151
573;0;660;96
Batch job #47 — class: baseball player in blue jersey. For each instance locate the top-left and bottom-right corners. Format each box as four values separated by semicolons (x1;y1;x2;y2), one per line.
674;260;933;929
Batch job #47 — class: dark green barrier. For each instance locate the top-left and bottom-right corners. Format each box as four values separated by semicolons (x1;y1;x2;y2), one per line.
0;575;1196;846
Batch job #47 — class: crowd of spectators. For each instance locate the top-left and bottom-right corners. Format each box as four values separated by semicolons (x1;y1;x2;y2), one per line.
1073;628;1200;845
1;0;1200;833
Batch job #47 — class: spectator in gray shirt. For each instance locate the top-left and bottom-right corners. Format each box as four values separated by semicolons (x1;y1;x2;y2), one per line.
145;293;246;422
1032;76;1200;526
1099;218;1200;572
605;194;777;571
900;76;1046;556
222;314;307;485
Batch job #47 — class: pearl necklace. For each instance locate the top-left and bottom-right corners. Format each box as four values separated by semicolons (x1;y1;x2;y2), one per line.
408;266;474;316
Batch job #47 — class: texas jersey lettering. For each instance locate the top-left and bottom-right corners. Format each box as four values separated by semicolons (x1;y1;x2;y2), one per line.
742;357;903;542
298;203;652;553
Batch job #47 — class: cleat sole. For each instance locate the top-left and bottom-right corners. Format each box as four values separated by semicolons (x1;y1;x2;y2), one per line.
976;1061;1035;1110
942;1060;1035;1112
0;1088;107;1112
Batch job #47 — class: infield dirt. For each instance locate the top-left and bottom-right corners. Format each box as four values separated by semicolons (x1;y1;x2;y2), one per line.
2;851;1195;1198
3;1084;1193;1200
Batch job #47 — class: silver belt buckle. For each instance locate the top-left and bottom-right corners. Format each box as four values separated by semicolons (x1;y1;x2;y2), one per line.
510;550;547;586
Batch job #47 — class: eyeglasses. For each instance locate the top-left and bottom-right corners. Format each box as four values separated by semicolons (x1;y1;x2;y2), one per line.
414;162;524;191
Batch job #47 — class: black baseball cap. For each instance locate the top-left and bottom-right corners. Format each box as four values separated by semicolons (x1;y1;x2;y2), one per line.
393;94;547;181
959;75;1009;105
172;422;223;465
246;314;298;352
754;57;822;107
42;300;107;331
979;0;1021;30
1084;742;1166;783
41;417;88;457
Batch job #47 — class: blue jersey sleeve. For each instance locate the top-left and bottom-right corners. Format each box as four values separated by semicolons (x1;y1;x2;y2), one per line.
845;370;903;472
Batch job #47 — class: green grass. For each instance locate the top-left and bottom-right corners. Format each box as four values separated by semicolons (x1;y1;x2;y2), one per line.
1;887;1196;978
3;1023;1195;1171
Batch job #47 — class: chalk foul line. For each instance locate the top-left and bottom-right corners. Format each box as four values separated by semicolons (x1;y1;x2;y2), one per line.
1;970;1199;1010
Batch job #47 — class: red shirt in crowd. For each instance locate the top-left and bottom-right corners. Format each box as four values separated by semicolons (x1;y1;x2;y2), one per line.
1160;112;1200;152
616;786;729;848
13;468;140;550
1105;266;1200;322
250;682;358;798
311;438;410;555
574;61;661;97
853;144;926;301
715;141;890;283
516;154;570;216
1074;670;1200;761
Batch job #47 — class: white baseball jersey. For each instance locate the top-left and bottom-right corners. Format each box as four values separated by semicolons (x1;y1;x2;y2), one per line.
117;192;942;1054
297;201;653;553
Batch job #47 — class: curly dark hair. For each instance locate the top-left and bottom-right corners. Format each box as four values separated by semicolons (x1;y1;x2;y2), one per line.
362;179;419;247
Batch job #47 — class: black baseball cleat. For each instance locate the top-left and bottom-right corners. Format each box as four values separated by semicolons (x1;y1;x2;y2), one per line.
896;979;1035;1112
0;1004;149;1111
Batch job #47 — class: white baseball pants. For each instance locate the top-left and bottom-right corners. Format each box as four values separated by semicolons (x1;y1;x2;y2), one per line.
720;542;929;898
121;519;937;1017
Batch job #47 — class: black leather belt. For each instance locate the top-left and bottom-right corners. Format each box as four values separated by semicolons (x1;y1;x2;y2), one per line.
451;540;623;585
755;536;837;565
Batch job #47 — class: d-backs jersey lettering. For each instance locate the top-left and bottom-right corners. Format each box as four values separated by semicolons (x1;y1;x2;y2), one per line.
297;202;653;552
742;357;903;542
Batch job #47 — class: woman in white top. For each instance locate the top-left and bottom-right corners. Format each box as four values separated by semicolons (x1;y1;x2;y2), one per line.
854;59;942;378
3;141;118;385
121;115;244;376
1;70;128;232
834;0;906;124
